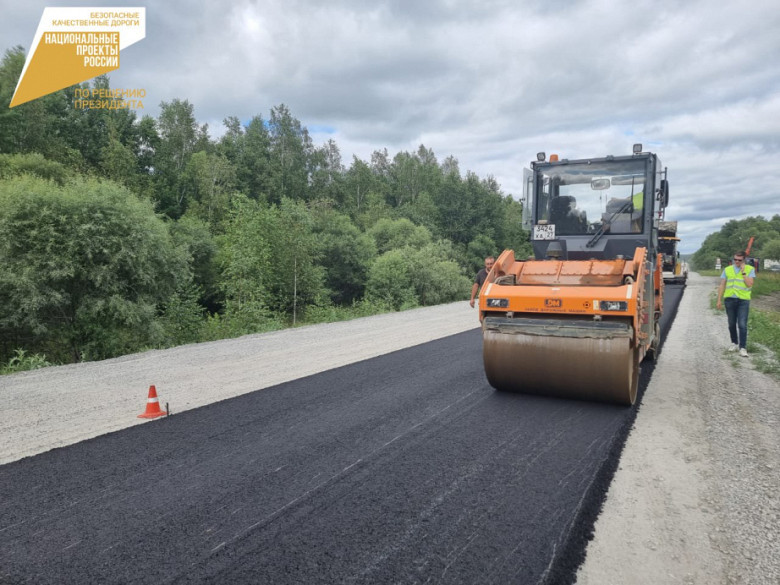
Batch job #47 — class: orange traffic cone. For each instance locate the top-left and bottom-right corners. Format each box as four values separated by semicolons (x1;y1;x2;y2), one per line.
138;385;168;418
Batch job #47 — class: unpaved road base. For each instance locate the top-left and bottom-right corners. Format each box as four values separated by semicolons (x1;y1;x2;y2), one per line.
577;273;779;585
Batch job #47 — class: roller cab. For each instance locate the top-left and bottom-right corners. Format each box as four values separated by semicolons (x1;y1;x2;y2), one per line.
480;147;667;405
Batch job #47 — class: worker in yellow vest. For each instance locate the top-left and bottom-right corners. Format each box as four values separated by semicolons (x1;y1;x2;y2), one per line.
630;191;643;233
632;190;643;211
716;250;756;357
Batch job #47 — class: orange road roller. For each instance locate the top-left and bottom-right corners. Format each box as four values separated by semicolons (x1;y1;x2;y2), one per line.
479;146;667;405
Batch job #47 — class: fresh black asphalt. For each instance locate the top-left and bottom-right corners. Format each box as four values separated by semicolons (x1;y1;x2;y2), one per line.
0;285;684;584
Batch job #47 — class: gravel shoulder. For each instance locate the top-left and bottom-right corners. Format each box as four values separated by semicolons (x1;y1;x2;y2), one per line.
576;272;780;585
0;302;479;465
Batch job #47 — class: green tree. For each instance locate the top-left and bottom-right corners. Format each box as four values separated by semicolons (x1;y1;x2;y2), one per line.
64;75;141;172
388;150;422;207
311;206;377;305
0;46;28;153
216;197;276;333
183;151;238;228
434;171;471;244
154;98;203;217
237;114;272;201
0;175;187;362
467;234;498;275
342;156;374;215
136;114;159;174
441;155;460;177
759;239;780;262
432;170;512;249
384;146;442;210
266;199;326;322
169;214;220;311
496;193;532;258
353;189;395;231
368;148;392;199
158;283;204;347
309;139;345;203
217;116;244;163
770;214;780;234
100;134;139;188
0;46;77;164
268;104;312;202
216;197;325;325
691;216;780;270
367;217;432;253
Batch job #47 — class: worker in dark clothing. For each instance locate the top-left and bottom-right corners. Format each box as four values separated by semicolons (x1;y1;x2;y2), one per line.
470;256;495;308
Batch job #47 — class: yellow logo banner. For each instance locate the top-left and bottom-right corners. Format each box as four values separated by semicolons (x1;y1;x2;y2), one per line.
10;7;146;108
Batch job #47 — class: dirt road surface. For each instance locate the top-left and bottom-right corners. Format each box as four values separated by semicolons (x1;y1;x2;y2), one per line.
1;272;777;583
577;273;779;585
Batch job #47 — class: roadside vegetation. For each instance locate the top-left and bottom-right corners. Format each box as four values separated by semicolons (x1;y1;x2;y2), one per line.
689;215;780;273
4;39;777;377
0;349;52;375
748;272;780;378
0;46;533;373
749;307;780;378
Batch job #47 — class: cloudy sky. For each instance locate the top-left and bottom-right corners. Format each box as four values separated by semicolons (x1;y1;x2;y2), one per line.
3;0;779;253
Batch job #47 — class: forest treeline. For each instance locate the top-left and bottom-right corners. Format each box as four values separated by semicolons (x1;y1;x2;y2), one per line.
689;215;780;271
0;46;532;368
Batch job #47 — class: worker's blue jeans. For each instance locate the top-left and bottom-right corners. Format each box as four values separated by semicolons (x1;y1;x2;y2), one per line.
724;297;750;349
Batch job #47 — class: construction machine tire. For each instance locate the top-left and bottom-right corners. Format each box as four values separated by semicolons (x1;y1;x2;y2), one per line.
483;328;639;406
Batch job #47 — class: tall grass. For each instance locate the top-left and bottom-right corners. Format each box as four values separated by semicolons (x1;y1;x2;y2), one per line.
748;272;780;377
749;310;780;378
298;299;395;326
1;349;52;375
752;271;780;298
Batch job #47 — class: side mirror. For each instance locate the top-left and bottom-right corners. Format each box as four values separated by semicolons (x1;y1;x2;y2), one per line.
660;179;669;208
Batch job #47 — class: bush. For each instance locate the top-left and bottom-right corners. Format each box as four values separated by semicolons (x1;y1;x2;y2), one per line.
159;284;205;346
199;305;285;342
365;243;471;310
0;175;188;362
0;153;71;184
1;349;52;375
365;249;418;310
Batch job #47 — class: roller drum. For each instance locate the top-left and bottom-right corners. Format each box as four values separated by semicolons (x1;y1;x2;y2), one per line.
482;319;638;405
